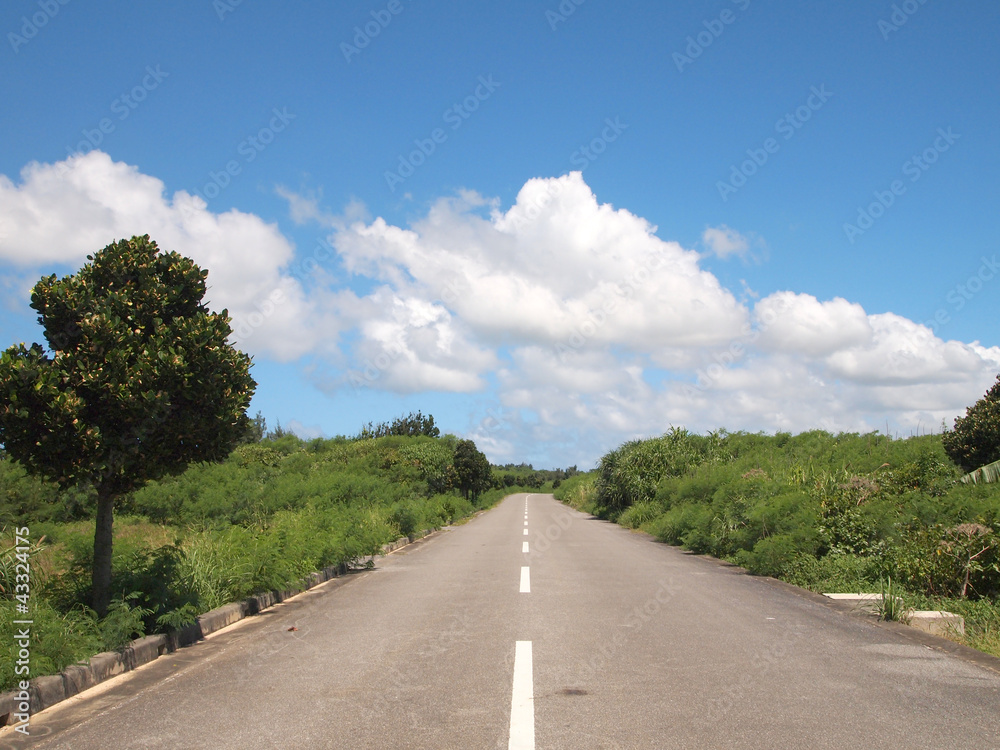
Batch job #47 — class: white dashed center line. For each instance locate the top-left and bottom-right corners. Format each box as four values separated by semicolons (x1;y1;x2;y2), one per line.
519;566;530;593
508;641;535;750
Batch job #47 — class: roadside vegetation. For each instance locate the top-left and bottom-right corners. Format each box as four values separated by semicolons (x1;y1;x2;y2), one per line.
556;400;1000;658
0;415;546;692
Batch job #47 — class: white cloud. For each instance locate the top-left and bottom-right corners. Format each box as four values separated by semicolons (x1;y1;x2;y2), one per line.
755;292;872;357
334;172;749;355
702;224;750;259
275;184;368;229
336;287;496;393
317;172;1000;454
3;155;998;466
0;151;323;361
824;312;999;385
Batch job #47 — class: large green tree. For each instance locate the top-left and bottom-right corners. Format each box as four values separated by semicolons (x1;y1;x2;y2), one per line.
453;439;492;500
943;374;1000;474
0;236;255;615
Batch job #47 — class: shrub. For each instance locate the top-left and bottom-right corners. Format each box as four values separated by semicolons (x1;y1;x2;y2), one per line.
733;534;800;578
782;552;881;593
553;473;597;512
588;429;1000;602
390;501;423;538
618;501;662;529
943;374;1000;473
0;599;103;691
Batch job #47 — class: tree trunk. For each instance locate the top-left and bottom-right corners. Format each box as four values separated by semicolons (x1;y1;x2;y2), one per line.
92;486;116;617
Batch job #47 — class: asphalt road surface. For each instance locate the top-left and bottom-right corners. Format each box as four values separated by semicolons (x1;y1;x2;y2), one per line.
3;493;999;749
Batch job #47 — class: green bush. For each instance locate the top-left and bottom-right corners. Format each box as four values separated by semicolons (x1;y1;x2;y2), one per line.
942;374;1000;473
782;552;882;593
589;429;1000;604
553;473;597;512
0;599;103;691
733;534;800;578
618;501;662;529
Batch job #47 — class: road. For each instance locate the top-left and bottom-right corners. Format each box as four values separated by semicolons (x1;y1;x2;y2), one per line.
3;492;999;749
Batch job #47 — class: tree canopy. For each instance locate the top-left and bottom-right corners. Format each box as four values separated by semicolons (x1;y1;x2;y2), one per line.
453;439;492;500
0;235;255;613
943;374;1000;474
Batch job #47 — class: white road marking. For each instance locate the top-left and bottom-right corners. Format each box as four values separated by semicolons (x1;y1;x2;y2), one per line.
523;528;528;535
520;566;530;593
524;520;528;526
522;541;529;553
508;641;535;750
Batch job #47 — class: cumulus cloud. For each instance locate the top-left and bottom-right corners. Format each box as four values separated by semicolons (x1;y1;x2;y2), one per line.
0;151;323;361
311;171;1000;454
334;173;749;353
336;287;497;393
824;313;996;385
755;292;872;357
3;155;998;465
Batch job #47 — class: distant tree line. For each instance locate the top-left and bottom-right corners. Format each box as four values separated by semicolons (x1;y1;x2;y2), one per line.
492;464;582;490
357;411;440;440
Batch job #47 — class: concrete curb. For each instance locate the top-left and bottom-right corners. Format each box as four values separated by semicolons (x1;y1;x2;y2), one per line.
0;531;432;727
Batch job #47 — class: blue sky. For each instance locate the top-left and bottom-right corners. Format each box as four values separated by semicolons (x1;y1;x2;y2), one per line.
1;0;998;469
